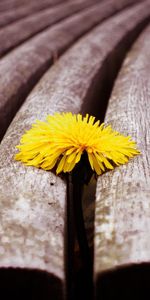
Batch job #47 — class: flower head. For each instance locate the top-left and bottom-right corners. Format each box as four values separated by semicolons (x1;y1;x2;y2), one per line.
15;112;140;175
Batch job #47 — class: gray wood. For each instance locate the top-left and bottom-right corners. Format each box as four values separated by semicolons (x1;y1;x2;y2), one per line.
94;24;150;299
0;0;99;58
0;0;64;12
0;0;65;27
0;0;142;140
0;3;150;296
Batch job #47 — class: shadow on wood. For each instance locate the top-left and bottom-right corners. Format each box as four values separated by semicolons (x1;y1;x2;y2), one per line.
0;268;63;300
96;264;150;300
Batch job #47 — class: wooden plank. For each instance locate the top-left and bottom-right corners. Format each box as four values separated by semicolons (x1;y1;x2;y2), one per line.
0;0;65;27
94;24;150;299
0;0;141;140
0;0;64;12
0;3;150;298
0;0;100;58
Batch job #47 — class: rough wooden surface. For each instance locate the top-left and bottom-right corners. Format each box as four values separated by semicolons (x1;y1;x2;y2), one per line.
0;0;65;27
0;0;100;58
0;0;63;11
0;0;141;141
94;23;150;299
0;3;150;297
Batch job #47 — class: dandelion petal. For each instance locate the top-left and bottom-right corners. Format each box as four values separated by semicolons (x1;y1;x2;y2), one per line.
15;112;140;174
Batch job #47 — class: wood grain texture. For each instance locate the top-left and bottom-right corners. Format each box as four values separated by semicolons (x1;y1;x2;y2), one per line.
0;0;64;11
0;0;99;58
0;0;142;141
0;0;65;27
0;4;150;297
94;24;150;299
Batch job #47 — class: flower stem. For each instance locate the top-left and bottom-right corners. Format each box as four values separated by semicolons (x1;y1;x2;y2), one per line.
66;154;93;299
72;173;92;269
66;173;75;300
71;155;93;298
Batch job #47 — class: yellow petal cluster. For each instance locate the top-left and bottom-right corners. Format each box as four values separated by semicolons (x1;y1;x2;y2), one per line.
15;112;140;175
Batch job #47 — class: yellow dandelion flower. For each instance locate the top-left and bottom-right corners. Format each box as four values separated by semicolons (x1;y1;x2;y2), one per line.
15;112;140;175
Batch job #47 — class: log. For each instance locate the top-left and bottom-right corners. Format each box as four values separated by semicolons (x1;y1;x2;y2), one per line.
0;0;142;140
94;23;150;300
0;0;63;11
0;0;100;58
0;0;65;26
0;2;150;298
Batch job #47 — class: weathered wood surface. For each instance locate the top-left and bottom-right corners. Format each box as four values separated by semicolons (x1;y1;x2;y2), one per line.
0;0;99;58
94;24;150;299
0;0;141;141
0;0;65;27
0;3;150;298
0;0;63;11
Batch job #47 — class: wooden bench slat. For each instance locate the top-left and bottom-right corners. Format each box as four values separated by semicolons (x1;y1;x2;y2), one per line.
0;0;65;27
0;0;100;58
0;0;64;12
0;2;150;298
0;0;139;140
94;23;150;299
